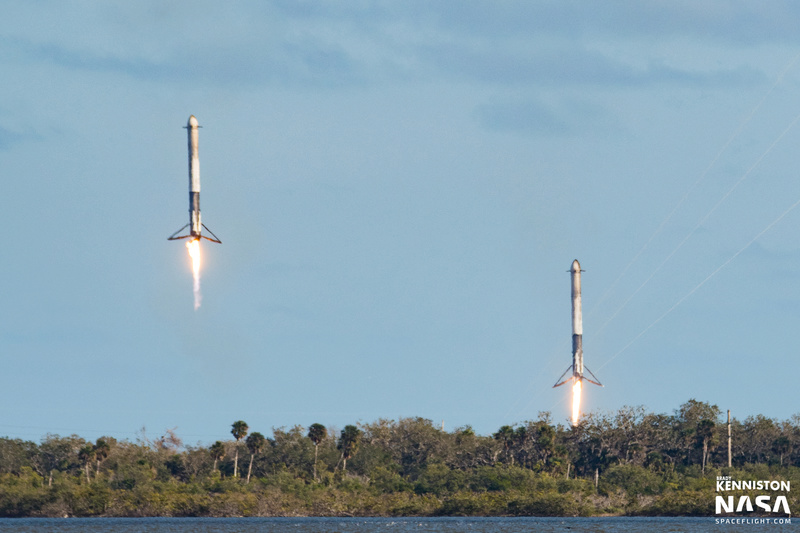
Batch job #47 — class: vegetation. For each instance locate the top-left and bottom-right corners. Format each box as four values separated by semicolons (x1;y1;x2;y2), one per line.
307;423;327;483
0;400;797;517
230;421;249;479
245;432;266;484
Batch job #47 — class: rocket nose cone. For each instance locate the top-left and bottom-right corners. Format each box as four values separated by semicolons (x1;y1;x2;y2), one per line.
188;115;199;128
572;259;581;272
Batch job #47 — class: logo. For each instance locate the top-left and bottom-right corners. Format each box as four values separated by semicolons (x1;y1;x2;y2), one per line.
715;476;792;525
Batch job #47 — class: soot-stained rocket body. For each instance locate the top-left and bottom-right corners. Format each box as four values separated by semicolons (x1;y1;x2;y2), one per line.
554;260;602;388
168;115;221;244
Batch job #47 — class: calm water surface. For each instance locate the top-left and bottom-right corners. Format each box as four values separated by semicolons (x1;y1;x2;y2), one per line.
0;517;795;532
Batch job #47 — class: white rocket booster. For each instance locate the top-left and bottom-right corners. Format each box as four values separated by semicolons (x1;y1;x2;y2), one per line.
168;115;221;244
553;259;602;388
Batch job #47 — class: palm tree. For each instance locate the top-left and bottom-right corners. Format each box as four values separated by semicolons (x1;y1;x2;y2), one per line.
308;423;327;481
231;420;249;478
209;441;226;473
78;444;95;483
245;432;266;484
337;425;361;473
94;438;111;475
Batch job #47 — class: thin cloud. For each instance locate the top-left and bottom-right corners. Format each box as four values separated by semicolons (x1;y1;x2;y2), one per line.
416;39;762;88
475;100;573;136
1;33;364;88
389;1;800;46
0;124;32;151
0;3;777;90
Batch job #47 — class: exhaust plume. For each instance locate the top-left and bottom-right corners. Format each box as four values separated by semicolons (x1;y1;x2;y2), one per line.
186;239;201;310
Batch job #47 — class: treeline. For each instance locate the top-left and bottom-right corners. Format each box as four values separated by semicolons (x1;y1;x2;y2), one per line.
0;399;798;517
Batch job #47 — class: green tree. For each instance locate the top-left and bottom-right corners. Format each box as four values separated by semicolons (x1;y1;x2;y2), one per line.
493;425;515;466
696;419;715;475
677;399;722;425
533;421;557;468
231;421;249;478
308;423;327;481
773;435;792;466
37;434;83;486
78;444;95;483
209;441;226;473
366;417;447;478
94;438;111;475
338;425;362;473
245;432;266;483
0;438;38;475
676;399;721;466
739;415;780;464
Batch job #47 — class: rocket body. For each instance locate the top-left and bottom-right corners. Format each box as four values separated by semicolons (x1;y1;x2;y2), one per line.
188;115;202;239
571;259;584;380
553;259;602;388
168;115;221;244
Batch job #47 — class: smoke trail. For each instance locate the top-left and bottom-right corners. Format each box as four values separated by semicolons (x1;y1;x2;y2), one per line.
186;239;202;310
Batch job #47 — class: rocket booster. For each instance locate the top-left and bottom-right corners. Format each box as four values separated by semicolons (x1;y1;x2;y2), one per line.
553;259;602;388
571;259;584;378
168;115;221;244
188;115;202;239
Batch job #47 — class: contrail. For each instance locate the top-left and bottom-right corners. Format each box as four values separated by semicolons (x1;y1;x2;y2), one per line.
594;109;800;339
597;193;800;372
588;52;800;328
502;54;800;423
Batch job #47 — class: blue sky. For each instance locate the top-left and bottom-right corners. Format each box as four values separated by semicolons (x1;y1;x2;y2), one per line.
2;1;800;445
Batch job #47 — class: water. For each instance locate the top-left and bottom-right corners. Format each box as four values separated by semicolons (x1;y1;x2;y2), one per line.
0;517;794;532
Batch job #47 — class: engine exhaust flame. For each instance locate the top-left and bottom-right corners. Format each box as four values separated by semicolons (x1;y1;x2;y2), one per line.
572;380;582;426
186;239;201;310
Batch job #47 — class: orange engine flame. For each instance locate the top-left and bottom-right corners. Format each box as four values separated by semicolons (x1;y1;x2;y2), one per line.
186;239;201;310
571;380;582;426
